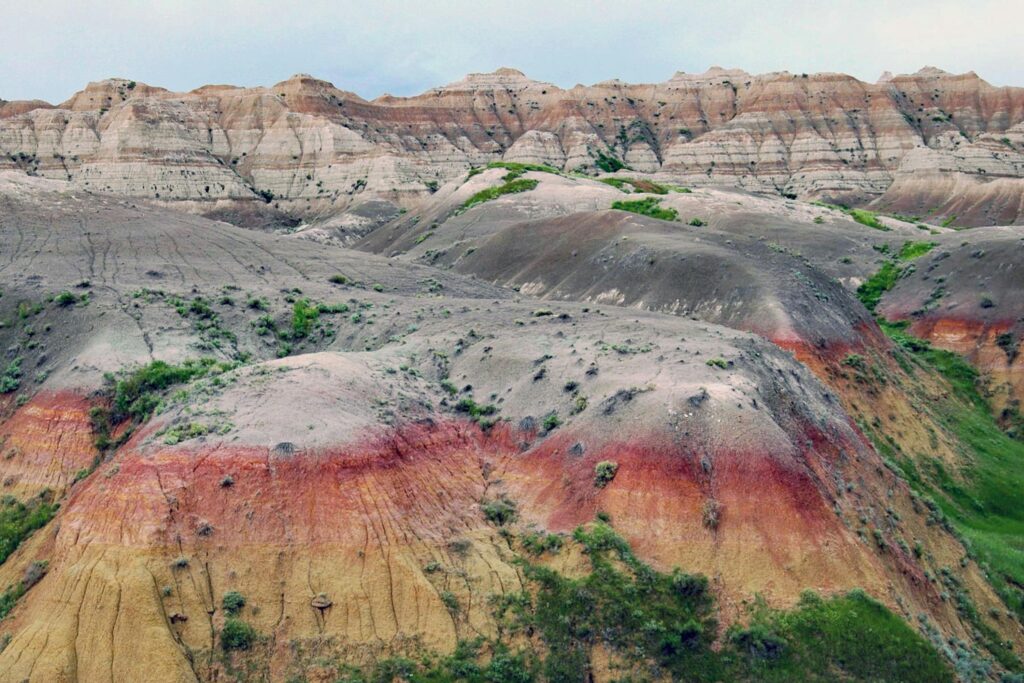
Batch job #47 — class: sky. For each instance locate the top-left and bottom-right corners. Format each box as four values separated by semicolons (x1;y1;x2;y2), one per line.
3;0;1023;104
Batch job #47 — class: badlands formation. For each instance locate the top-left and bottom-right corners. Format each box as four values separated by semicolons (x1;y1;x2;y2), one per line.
0;68;1021;682
1;67;1023;226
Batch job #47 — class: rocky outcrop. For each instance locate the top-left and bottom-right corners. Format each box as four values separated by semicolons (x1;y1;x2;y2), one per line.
1;68;1023;224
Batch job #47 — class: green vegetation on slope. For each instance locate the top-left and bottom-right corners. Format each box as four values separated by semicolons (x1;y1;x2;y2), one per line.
848;208;888;231
856;240;938;312
460;178;540;212
611;196;679;221
109;358;238;423
598;177;690;194
877;322;1024;650
0;491;58;566
853;245;1024;672
468;161;562;180
813;202;890;231
318;522;950;683
594;150;628;173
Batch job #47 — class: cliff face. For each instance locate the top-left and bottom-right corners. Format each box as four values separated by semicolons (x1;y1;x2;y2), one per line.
2;67;1024;225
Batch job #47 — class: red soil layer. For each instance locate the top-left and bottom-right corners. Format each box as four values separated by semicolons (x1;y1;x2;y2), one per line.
0;390;98;497
55;413;882;606
769;319;889;370
909;316;1023;401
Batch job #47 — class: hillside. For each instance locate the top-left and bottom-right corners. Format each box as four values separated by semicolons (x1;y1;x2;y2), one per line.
0;67;1022;683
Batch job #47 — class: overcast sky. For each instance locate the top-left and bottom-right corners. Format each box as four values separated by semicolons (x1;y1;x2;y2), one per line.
3;0;1022;103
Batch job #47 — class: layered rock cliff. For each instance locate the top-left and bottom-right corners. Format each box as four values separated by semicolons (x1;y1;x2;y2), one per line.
2;67;1024;225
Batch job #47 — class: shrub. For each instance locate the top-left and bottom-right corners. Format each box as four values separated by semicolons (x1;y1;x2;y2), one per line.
291;299;319;339
482;498;517;526
702;499;722;529
329;274;350;285
594;150;627;173
1;358;22;394
454;397;497;419
21;561;48;589
222;591;246;615
440;591;459;612
841;354;867;372
54;291;78;307
542;413;562;432
688;217;706;226
594;461;619;488
729;623;786;660
221;618;257;651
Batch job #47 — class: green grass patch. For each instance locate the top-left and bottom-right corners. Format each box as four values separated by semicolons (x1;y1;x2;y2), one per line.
611;196;679;221
856;261;902;312
848;208;888;231
460;178;539;212
898;241;938;261
811;202;890;231
856;240;938;312
729;590;953;682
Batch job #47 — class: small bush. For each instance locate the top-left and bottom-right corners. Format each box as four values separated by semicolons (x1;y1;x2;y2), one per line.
54;291;78;307
222;591;246;615
688;217;706;227
482;498;517;526
291;299;319;339
702;499;722;529
594;461;619;488
542;413;562;432
221;618;257;651
729;623;786;660
1;358;22;394
594;150;627;173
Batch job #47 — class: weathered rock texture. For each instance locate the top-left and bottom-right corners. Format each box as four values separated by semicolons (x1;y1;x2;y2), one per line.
2;67;1024;225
